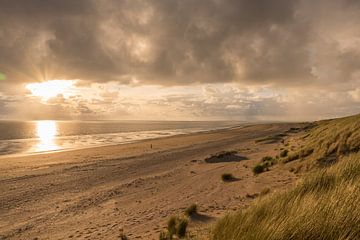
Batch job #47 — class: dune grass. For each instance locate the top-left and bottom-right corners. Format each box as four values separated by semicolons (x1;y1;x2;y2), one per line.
185;204;198;217
208;114;360;240
160;215;189;239
176;218;189;238
284;114;360;165
252;156;276;175
211;152;360;240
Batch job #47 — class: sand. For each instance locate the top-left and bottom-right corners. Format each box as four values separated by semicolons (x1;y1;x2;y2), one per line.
0;123;303;240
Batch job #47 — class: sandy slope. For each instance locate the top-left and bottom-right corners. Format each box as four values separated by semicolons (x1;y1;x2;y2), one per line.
0;123;302;240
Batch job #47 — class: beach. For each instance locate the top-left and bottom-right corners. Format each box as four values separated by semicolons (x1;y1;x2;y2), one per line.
0;123;302;239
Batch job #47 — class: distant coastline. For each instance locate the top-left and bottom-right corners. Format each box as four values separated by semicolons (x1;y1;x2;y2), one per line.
0;120;246;157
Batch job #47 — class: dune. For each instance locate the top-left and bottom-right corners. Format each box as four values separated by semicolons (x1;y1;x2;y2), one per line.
210;114;360;240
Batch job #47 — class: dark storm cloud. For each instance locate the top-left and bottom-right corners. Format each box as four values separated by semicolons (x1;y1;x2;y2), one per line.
0;0;359;87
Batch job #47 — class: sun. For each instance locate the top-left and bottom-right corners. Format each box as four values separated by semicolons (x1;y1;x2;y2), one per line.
26;80;75;101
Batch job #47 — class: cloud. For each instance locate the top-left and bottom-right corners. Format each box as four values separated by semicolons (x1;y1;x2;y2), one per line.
0;0;360;120
0;81;359;120
0;0;359;89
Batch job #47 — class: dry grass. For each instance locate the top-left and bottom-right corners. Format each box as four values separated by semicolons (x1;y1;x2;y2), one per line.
284;114;360;165
185;204;198;217
211;152;360;240
207;114;360;240
161;215;189;239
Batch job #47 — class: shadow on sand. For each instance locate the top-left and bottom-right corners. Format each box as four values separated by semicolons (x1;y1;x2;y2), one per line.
204;151;248;163
222;177;241;182
190;213;215;223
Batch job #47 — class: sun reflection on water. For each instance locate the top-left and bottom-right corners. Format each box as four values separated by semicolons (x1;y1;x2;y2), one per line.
35;120;59;152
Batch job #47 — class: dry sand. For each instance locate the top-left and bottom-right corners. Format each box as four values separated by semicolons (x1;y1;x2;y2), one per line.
0;123;303;239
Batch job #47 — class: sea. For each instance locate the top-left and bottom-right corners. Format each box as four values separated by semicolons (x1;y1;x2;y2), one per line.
0;120;243;156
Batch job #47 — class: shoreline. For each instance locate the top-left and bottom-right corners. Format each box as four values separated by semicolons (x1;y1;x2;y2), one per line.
0;124;248;159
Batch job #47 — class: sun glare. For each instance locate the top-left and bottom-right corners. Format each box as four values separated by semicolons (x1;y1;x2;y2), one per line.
35;120;59;152
26;80;75;100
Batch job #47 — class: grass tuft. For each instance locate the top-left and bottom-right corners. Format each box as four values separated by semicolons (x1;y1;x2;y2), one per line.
176;218;188;238
253;164;266;174
221;173;235;182
185;204;197;217
167;216;177;236
161;216;189;239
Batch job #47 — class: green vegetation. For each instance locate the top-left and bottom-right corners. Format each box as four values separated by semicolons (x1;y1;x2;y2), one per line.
185;204;197;217
159;204;198;239
252;156;276;174
167;216;177;236
221;173;235;182
176;218;188;238
252;164;265;174
261;156;276;167
209;114;360;240
160;216;189;239
261;156;273;162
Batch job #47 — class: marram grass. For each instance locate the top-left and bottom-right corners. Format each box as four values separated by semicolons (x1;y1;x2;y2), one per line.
211;152;360;240
285;114;360;165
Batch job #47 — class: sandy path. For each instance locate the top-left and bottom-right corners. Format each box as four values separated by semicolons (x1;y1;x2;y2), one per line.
0;123;301;239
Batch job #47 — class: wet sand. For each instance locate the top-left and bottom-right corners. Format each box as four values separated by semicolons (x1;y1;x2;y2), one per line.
0;123;302;239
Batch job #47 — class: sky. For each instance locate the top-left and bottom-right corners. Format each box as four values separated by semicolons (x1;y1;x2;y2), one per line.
0;0;359;121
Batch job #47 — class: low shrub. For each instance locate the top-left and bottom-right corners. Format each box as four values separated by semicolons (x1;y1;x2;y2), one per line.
253;164;265;174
